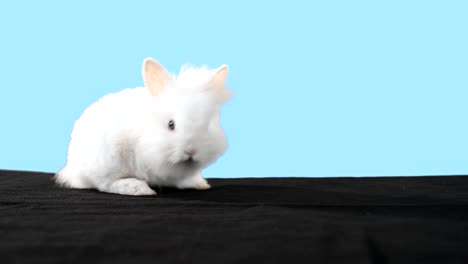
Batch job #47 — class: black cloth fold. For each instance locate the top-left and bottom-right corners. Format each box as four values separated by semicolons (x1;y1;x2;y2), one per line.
1;170;467;264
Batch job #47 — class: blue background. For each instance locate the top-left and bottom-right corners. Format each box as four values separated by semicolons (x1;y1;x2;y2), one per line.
0;1;467;177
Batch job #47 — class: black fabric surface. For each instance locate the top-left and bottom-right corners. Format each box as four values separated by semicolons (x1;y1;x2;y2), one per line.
1;170;467;264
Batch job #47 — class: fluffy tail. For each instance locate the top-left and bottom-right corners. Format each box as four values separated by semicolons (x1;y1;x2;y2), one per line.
54;165;92;189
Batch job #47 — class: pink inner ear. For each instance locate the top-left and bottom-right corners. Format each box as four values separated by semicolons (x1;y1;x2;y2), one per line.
143;59;171;96
146;77;165;96
212;66;228;86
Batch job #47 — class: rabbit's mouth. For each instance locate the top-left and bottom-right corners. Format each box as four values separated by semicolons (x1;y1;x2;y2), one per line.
180;157;198;168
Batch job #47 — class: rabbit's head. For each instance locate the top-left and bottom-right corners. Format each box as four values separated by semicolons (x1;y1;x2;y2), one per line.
142;58;232;170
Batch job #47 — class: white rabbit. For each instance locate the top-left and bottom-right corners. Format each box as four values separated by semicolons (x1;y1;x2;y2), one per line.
55;58;232;196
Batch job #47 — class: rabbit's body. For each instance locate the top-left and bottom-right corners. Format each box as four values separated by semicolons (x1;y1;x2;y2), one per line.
55;58;231;196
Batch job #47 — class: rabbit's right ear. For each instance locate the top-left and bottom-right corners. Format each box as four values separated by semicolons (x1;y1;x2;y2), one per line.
142;58;171;96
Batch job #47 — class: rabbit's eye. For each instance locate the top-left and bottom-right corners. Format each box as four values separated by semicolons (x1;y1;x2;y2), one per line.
168;120;175;131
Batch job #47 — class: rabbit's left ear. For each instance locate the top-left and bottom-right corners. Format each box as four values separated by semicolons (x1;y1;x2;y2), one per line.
209;65;228;87
142;58;172;96
209;65;232;102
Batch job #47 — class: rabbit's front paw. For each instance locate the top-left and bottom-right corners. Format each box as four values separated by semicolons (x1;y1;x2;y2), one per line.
176;173;211;190
193;179;211;190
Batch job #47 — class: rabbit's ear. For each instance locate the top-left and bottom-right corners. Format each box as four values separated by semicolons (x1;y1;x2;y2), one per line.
208;65;232;103
209;65;228;87
142;58;171;96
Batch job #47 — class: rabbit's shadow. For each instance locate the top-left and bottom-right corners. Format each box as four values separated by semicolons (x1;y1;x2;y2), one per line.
154;184;316;204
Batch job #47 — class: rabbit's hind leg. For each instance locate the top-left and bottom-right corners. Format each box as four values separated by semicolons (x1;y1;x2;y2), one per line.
96;177;157;196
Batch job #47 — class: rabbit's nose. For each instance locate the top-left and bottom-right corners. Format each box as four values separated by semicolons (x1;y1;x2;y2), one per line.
184;148;196;156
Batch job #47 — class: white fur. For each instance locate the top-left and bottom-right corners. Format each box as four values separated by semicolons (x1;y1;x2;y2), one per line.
55;58;231;196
